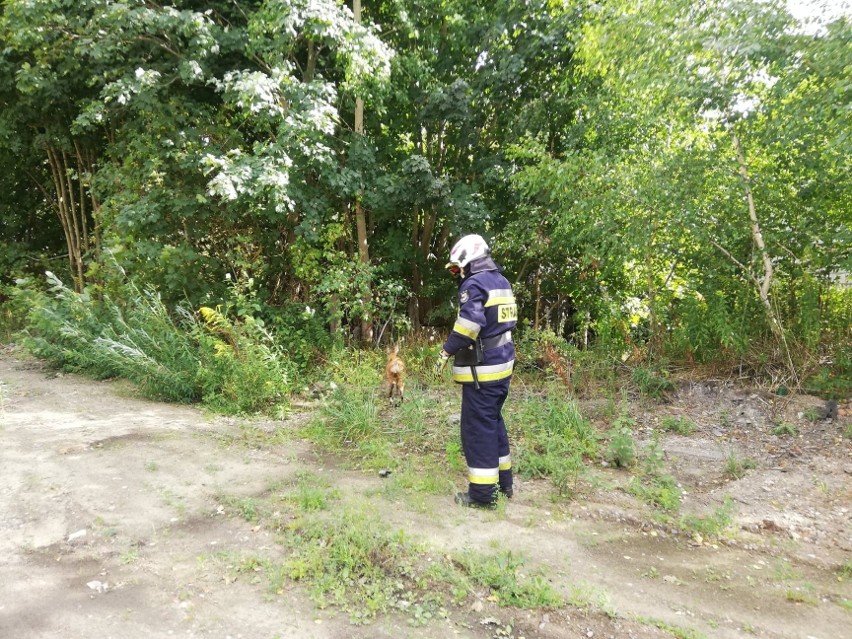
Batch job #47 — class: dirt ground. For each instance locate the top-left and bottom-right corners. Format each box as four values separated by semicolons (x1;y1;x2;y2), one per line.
1;346;850;639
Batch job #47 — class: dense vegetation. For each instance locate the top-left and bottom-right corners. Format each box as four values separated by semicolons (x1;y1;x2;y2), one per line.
1;0;850;407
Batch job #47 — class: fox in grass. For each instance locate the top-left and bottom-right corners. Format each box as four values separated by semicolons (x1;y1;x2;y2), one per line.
384;344;406;403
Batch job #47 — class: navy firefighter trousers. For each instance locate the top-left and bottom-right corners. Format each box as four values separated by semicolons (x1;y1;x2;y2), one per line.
461;378;513;503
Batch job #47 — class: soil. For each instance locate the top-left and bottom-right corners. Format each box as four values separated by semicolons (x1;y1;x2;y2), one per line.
1;346;850;639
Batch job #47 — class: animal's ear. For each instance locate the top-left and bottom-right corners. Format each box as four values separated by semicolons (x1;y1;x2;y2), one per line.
394;344;400;354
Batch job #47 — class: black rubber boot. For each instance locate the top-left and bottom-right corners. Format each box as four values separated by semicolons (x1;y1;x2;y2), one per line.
500;486;513;499
455;491;497;510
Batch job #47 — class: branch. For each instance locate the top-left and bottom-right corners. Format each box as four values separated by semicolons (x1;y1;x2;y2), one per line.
24;168;55;204
773;240;799;262
137;35;183;59
708;238;761;290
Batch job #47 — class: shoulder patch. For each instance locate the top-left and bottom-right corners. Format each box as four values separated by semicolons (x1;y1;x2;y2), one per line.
460;290;470;304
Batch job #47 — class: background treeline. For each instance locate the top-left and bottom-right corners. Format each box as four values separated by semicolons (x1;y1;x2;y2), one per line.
1;0;850;409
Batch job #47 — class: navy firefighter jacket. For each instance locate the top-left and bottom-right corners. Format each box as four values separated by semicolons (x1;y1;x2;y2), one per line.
442;256;517;385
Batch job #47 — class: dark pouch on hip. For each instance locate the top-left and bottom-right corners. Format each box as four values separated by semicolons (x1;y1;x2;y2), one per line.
453;339;484;366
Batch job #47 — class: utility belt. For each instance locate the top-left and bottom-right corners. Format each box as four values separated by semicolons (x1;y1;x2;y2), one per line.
454;331;512;367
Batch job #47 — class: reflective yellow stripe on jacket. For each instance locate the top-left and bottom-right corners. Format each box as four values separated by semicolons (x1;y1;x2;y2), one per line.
452;315;481;340
484;289;515;307
452;360;514;383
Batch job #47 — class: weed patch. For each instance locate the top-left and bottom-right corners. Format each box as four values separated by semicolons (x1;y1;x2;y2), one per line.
215;422;290;450
281;510;419;622
509;390;599;497
280;471;341;512
771;558;801;582
605;413;637;468
215;480;565;626
303;382;457;477
380;460;455;497
629;436;682;512
447;550;563;609
661;415;695;435
563;582;615;616
632;367;674;400
309;387;381;446
219;495;263;523
629;474;682;512
772;422;798;437
276;508;563;624
679;498;735;538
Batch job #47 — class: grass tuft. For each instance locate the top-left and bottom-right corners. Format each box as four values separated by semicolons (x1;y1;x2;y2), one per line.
723;451;757;480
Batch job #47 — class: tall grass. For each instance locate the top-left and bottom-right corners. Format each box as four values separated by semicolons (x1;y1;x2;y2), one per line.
508;388;599;496
18;273;292;413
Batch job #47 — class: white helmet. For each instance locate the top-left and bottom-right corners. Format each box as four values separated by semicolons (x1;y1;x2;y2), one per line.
446;234;490;271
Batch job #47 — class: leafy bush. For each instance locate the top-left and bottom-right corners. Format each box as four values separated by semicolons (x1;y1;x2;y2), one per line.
514;328;576;376
0;280;28;343
269;302;333;374
632;367;674;400
665;288;752;362
193;305;292;413
802;345;852;400
19;274;199;398
324;345;385;388
513;327;617;392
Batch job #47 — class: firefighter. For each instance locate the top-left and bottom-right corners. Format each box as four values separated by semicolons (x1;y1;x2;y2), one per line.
434;234;517;508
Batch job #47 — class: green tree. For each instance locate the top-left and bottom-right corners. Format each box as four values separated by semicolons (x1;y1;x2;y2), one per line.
1;0;392;310
513;0;851;363
364;0;584;328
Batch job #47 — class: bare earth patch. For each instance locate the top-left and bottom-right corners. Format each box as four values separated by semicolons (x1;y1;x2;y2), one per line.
1;347;849;639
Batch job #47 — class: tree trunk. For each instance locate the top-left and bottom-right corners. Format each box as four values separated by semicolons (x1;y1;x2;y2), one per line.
45;143;97;292
534;267;541;330
305;40;317;82
353;0;372;344
731;132;782;340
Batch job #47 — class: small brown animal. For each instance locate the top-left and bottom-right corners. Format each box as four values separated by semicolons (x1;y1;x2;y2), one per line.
385;344;406;403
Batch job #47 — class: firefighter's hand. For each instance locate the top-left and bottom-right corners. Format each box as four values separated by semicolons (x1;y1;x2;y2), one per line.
434;351;449;377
